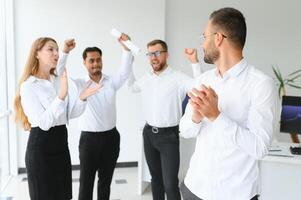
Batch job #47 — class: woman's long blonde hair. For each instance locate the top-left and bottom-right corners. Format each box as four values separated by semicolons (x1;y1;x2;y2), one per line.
14;37;57;131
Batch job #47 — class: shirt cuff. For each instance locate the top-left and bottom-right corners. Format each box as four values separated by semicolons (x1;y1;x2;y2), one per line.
60;52;69;61
77;98;87;104
122;49;133;56
51;96;66;117
192;120;203;132
191;63;201;69
211;112;236;139
188;117;203;132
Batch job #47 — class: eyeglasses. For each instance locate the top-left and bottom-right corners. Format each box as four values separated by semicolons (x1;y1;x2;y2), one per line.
146;50;167;58
200;32;227;44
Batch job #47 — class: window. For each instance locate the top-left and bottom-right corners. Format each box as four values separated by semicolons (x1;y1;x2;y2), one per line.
0;0;17;192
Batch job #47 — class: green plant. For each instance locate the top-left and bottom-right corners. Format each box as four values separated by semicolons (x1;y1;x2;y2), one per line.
272;66;301;97
272;66;301;143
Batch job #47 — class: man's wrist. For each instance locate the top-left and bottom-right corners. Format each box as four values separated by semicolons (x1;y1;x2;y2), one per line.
209;110;221;122
63;49;70;54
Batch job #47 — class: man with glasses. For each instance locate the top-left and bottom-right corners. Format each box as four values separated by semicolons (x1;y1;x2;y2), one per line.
180;7;278;200
128;39;201;200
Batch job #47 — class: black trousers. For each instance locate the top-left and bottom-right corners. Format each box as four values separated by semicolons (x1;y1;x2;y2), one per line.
25;125;72;200
180;182;259;200
143;124;181;200
78;127;120;200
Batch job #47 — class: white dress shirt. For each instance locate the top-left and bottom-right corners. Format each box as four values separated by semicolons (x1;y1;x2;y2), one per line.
180;59;278;200
20;53;86;131
128;63;201;128
72;50;133;132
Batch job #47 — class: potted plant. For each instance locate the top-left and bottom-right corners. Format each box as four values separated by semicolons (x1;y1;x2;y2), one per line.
272;66;301;143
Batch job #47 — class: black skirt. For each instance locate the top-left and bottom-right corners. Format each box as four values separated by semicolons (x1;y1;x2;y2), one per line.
25;125;72;200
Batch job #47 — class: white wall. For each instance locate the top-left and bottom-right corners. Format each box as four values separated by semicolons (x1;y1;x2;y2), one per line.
15;0;165;167
165;0;301;145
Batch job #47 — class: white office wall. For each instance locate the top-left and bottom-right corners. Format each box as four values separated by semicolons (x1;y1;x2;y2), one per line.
165;0;301;145
14;0;165;167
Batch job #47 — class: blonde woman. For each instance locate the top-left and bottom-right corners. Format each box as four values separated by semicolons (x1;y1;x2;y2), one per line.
14;37;100;200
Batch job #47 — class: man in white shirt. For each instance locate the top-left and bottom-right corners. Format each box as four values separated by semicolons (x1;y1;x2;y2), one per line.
65;34;133;200
128;40;201;200
179;7;278;200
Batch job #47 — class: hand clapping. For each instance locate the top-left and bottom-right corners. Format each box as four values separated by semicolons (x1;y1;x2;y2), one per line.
188;85;220;122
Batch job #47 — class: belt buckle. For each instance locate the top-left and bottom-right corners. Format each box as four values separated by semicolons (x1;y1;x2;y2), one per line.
151;126;159;134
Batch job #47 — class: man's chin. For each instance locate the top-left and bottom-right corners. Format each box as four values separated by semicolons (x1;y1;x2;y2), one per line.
204;56;214;64
152;65;163;72
92;71;101;76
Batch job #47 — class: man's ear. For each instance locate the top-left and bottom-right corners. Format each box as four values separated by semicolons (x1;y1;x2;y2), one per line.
215;33;225;47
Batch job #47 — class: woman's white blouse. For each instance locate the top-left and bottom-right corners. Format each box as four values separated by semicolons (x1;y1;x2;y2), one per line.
20;55;86;131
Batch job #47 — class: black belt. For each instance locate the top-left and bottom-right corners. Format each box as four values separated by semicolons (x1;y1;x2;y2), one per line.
145;123;178;134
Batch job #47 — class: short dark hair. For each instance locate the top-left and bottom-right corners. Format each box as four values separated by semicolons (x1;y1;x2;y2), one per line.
210;7;247;49
147;39;168;51
82;47;102;60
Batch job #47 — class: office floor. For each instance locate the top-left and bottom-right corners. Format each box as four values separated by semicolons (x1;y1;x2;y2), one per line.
0;167;152;200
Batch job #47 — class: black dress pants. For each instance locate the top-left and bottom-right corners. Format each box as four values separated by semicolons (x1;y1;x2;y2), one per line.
26;125;72;200
78;127;120;200
143;124;181;200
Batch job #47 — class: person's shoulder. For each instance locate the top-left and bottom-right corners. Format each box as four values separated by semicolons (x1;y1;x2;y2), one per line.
103;74;110;79
247;64;273;83
194;67;216;80
171;69;194;82
20;76;36;93
173;68;187;76
70;77;86;89
203;68;216;76
99;74;109;83
245;65;275;92
139;71;152;80
22;76;37;86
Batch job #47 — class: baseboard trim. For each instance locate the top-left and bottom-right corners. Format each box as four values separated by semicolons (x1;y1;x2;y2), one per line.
18;161;138;174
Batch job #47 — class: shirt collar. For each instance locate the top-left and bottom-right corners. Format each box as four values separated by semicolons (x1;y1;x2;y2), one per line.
149;65;173;77
215;58;247;79
27;75;54;83
84;74;108;83
27;76;37;83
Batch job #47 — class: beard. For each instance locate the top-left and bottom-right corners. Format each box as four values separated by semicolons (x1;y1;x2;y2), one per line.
203;44;219;64
151;61;166;72
89;67;102;77
91;70;101;76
